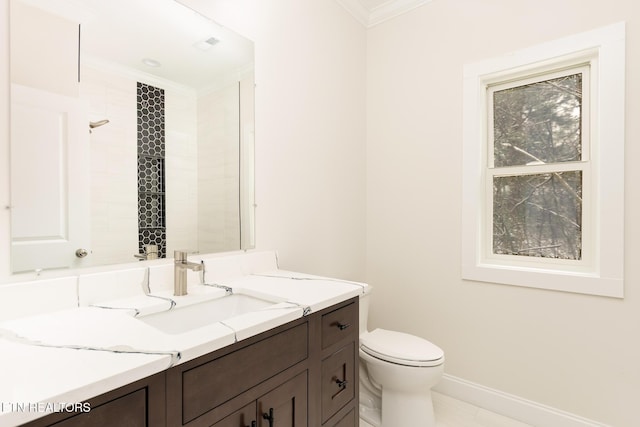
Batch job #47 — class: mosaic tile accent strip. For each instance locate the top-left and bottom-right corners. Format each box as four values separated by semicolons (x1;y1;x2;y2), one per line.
137;82;166;258
137;83;165;157
137;156;165;193
139;229;166;261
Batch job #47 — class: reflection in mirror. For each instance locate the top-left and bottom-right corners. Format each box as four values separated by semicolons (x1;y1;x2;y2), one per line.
9;0;255;274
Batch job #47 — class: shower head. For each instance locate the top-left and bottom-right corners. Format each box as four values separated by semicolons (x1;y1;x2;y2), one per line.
89;119;110;129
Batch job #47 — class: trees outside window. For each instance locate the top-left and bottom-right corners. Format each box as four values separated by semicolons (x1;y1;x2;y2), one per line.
488;69;586;261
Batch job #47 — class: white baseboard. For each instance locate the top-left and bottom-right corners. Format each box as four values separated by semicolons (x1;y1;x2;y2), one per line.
433;374;609;427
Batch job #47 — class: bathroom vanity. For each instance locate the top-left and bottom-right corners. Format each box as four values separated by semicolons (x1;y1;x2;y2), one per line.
19;298;358;427
0;251;363;427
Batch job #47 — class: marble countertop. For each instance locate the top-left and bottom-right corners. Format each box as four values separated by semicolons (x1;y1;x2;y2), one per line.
0;268;366;427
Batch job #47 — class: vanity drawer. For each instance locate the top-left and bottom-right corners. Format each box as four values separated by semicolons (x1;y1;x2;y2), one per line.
321;302;357;350
321;342;356;423
181;322;308;424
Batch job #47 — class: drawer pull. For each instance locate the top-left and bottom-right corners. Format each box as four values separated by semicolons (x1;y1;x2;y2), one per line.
263;408;274;427
335;379;349;389
245;422;256;427
335;322;351;330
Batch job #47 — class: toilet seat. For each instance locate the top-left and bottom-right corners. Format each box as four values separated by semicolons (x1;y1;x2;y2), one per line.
360;328;444;367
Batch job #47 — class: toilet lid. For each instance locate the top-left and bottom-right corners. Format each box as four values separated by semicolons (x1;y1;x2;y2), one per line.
360;328;444;367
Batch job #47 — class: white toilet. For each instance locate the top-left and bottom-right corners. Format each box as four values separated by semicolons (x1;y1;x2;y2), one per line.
359;287;444;427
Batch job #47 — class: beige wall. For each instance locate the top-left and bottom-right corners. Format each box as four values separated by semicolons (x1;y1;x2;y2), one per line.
366;0;639;425
10;0;79;97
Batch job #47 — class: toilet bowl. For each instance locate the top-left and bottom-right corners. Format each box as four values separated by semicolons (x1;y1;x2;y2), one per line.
359;288;444;427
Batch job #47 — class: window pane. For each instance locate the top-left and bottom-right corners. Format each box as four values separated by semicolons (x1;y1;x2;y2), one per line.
493;171;582;260
493;73;582;167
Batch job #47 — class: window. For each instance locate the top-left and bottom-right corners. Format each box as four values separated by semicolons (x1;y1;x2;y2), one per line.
462;23;625;297
489;66;589;265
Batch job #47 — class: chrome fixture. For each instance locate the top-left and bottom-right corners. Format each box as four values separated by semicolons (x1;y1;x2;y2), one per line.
174;250;203;296
89;119;110;133
134;244;159;261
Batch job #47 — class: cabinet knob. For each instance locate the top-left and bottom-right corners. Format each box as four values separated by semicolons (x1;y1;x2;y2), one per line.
335;322;351;330
245;422;256;427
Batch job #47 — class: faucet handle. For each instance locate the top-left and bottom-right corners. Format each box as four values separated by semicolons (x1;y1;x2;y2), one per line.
174;250;201;261
174;250;188;261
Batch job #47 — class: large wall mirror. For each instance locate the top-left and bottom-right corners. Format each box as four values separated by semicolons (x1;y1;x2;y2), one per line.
8;0;255;274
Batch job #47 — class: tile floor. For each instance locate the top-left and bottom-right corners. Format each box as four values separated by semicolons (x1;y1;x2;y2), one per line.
359;391;533;427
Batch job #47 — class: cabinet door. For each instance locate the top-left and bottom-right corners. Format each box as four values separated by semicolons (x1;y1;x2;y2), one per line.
257;371;307;427
212;402;257;427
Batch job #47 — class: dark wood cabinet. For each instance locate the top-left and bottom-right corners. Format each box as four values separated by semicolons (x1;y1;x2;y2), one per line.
171;322;309;425
210;371;307;427
21;372;166;427
21;298;359;427
317;302;358;427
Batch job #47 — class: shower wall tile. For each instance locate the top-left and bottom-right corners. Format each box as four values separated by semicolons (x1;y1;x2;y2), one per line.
197;84;241;252
81;66;198;265
81;65;139;266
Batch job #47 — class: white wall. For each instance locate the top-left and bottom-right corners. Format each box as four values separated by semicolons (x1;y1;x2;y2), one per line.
179;0;368;281
366;1;640;425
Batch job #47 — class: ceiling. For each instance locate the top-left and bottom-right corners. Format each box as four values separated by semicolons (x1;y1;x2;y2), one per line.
335;0;432;28
18;0;254;93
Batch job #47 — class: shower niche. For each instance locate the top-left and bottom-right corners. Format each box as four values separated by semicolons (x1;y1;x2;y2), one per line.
136;83;166;259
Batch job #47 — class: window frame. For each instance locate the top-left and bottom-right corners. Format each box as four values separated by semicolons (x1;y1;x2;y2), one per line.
462;23;625;298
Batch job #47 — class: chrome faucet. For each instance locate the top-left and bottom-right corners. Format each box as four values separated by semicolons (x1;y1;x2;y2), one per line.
134;244;159;261
174;250;203;296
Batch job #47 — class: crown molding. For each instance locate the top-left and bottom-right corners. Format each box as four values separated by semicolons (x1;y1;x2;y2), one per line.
335;0;432;28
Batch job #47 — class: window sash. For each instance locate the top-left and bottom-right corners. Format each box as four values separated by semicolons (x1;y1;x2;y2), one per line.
486;64;591;169
485;165;591;269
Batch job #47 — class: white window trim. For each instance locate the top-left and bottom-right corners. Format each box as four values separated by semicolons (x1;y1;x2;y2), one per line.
462;22;625;298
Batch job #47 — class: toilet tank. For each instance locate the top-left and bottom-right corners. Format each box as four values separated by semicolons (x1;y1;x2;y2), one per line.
359;286;372;335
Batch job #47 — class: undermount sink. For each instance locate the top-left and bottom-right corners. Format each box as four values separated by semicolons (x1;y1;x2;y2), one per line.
138;294;276;334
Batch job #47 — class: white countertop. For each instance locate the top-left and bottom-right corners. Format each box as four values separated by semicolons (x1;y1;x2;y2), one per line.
0;268;366;427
